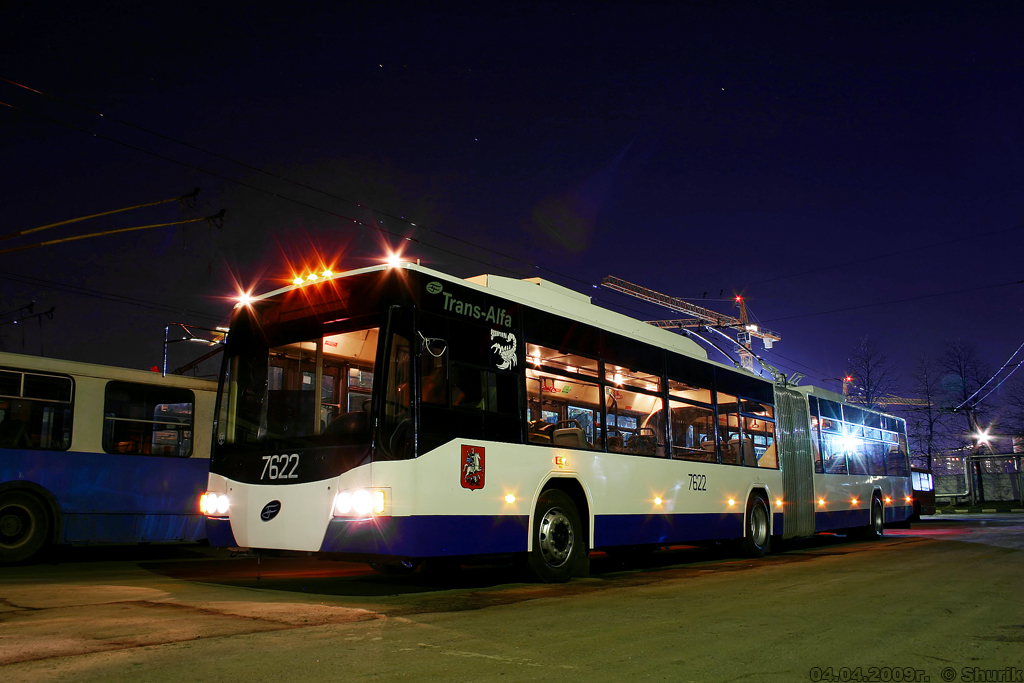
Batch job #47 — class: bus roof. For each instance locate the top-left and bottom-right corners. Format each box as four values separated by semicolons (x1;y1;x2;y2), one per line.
0;350;218;389
243;262;713;364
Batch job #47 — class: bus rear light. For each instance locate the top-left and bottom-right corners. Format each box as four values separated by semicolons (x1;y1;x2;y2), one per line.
333;488;388;517
200;492;229;516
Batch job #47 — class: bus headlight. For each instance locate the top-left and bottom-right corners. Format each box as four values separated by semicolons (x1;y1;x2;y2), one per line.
333;488;388;517
353;489;373;515
200;492;230;516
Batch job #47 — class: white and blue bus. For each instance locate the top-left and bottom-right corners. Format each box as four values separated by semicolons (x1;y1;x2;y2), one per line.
0;352;217;562
203;262;912;581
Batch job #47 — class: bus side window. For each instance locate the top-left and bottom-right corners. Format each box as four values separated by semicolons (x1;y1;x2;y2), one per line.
421;352;447;405
103;381;195;457
379;333;413;460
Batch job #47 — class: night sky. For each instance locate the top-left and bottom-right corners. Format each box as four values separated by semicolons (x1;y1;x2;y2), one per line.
1;2;1022;405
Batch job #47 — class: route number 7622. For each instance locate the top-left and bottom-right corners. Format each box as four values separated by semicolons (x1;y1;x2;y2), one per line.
261;453;299;480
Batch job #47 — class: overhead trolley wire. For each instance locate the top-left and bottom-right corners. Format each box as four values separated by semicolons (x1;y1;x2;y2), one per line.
0;187;200;243
951;339;1024;412
0;270;227;324
0;212;224;256
0;77;589;288
0;97;535;284
6;77;1019;358
760;279;1024;324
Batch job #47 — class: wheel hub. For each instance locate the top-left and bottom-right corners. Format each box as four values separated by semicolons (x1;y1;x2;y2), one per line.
1;508;27;542
751;505;768;546
537;507;574;567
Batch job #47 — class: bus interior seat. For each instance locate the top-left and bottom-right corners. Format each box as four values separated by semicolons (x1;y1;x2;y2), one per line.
701;439;717;461
528;419;555;444
728;437;756;466
324;410;369;438
607;431;624;453
625;427;658;456
552;420;588;449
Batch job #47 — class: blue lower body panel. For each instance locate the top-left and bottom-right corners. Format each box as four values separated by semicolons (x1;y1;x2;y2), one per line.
886;504;912;523
815;509;867;532
205;517;238;547
320;515;530;557
64;513;204;543
2;448;209;544
594;512;744;547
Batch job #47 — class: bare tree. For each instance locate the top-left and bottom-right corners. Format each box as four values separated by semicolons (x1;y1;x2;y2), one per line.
1004;378;1024;443
846;336;900;410
938;339;991;450
905;353;946;468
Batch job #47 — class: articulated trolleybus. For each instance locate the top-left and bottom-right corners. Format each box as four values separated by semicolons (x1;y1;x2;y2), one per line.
203;262;913;581
0;352;217;563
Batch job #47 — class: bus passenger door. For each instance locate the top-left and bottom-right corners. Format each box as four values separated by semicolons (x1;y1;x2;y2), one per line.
774;387;815;538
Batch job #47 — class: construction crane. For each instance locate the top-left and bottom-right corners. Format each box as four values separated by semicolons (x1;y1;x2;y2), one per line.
601;275;780;373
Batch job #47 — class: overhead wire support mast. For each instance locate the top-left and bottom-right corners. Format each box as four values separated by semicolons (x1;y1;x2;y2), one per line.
600;275;781;373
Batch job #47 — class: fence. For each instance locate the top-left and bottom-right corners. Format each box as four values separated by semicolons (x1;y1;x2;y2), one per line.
932;453;1023;505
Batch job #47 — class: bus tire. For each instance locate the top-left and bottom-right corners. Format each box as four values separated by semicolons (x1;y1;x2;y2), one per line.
0;491;51;564
865;497;885;540
526;489;581;583
741;495;770;558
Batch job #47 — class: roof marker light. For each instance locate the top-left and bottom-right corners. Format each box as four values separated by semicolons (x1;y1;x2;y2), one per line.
322;269;333;278
306;273;318;282
293;276;304;285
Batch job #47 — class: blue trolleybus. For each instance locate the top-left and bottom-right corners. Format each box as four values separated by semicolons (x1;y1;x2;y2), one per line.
202;262;913;581
0;352;217;562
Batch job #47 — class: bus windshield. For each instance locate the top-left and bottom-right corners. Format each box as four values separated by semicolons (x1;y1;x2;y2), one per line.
216;325;380;451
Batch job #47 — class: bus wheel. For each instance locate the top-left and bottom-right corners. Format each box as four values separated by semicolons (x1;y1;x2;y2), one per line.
0;492;51;564
865;497;885;540
527;489;581;583
741;495;770;558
